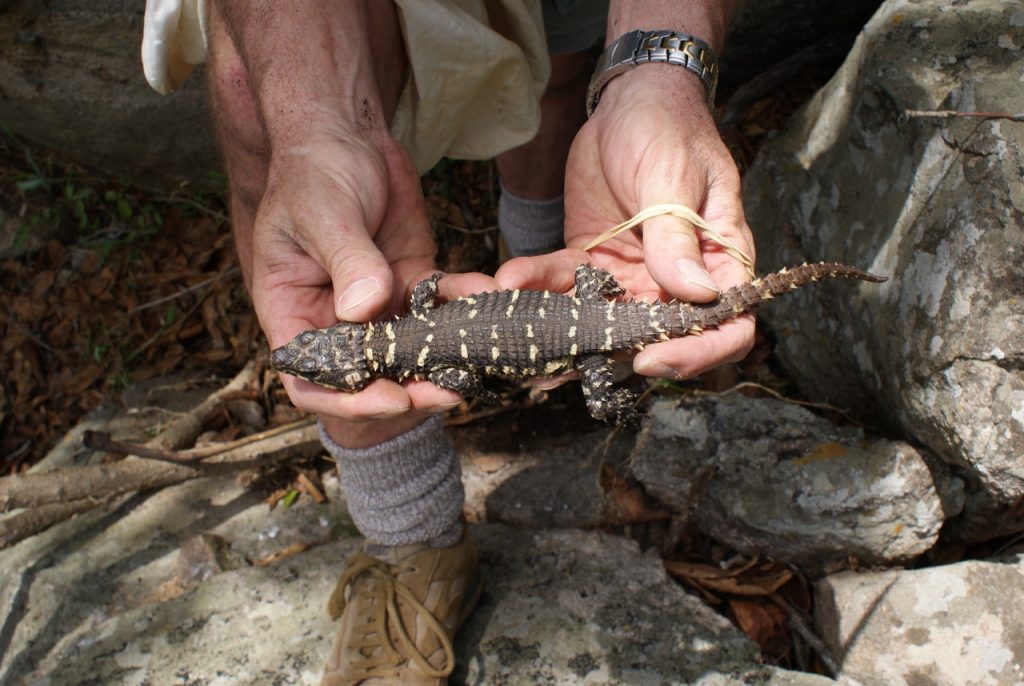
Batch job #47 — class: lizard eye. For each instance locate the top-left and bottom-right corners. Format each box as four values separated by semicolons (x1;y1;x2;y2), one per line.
298;331;316;345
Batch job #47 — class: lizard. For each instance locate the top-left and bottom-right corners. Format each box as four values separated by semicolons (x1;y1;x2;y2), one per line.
270;262;886;425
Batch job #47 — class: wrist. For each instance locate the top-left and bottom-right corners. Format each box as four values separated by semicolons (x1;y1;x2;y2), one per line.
592;2;736;116
212;0;390;147
602;61;712;112
587;30;718;115
606;1;736;53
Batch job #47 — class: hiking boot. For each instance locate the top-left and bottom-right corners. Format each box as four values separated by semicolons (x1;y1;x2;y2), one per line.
319;532;482;685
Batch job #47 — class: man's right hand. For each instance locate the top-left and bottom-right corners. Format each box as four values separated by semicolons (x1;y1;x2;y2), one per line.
209;0;496;447
253;133;437;415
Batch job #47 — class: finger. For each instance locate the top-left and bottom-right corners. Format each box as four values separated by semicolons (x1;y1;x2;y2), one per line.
633;315;756;379
315;222;395;323
639;173;723;304
279;375;412;420
700;160;756;291
404;379;465;411
426;271;499;302
494;248;591;291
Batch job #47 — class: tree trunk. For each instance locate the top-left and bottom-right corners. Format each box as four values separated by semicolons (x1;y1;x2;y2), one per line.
0;0;219;192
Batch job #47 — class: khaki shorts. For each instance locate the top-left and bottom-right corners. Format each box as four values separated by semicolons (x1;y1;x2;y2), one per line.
142;0;604;174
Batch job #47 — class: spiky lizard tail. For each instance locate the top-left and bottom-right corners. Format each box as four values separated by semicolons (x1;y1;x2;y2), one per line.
671;262;887;335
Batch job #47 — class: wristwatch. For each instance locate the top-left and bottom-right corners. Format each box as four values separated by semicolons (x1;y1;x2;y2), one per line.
586;30;719;117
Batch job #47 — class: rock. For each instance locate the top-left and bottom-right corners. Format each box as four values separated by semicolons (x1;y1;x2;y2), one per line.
13;537;350;685
815;555;1024;686
0;470;354;682
452;397;635;529
0;393;845;686
741;0;1024;542
453;527;832;686
630;397;961;570
0;497;822;685
0;0;882;191
172;533;249;590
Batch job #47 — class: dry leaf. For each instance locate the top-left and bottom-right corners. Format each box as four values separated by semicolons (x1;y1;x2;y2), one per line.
729;598;789;653
664;560;793;597
31;269;56;296
297;471;326;504
792;442;848;465
12;295;46;321
253;542;310;567
600;463;670;525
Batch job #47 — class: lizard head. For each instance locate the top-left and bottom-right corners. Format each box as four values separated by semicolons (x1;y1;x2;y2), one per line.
270;322;371;391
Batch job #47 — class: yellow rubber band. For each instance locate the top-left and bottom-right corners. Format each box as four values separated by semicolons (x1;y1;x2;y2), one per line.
582;203;755;278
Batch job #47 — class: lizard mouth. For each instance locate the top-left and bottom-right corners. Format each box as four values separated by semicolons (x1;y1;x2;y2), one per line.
269;345;292;369
270;343;309;377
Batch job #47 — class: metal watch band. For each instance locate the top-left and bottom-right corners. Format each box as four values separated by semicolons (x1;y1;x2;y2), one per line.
586;30;719;117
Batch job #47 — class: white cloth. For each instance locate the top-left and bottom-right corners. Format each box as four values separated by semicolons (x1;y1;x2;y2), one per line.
141;0;209;96
140;0;551;173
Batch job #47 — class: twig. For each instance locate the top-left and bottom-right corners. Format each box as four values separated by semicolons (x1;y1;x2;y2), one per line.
129;267;240;313
150;360;258;450
84;417;314;462
5;440;32;472
686;381;854;419
433;220;498;236
296;472;325;504
11;321;70;360
153;195;229;223
442;394;542;426
0;421;320;513
0;362;257;514
901;109;1024;123
770;592;840;676
0;499;105;550
82;431;208;465
128;277;219;360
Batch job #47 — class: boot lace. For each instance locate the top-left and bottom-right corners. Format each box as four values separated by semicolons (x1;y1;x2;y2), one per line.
327;552;456;679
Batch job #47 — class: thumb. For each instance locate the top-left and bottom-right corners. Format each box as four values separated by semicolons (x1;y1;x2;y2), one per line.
311;217;395;323
638;167;721;304
328;237;394;323
638;144;754;302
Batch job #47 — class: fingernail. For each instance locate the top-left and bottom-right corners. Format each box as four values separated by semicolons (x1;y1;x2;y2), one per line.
676;259;720;295
634;357;678;379
369;406;409;420
337;277;380;317
428;400;464;414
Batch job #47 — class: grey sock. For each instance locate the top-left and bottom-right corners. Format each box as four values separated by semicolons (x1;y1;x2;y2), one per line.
498;182;565;257
318;416;463;549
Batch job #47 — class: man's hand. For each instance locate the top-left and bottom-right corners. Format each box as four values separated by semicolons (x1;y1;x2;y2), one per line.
252;131;497;430
497;65;755;381
209;0;498;447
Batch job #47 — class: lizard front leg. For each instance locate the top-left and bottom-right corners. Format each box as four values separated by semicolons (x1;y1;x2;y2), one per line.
428;367;500;404
574;264;625;301
410;273;443;316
